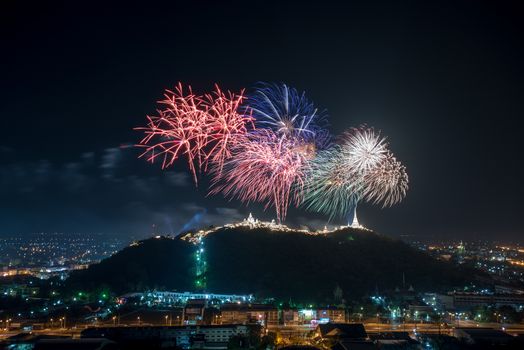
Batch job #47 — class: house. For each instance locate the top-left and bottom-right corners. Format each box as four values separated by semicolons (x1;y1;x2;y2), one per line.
316;323;367;340
454;327;514;346
81;324;250;349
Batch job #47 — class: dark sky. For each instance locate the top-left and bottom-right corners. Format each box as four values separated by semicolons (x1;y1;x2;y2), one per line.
1;1;523;241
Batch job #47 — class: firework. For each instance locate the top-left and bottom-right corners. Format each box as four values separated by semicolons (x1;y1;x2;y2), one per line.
362;152;409;207
210;129;309;222
136;83;252;183
201;85;254;173
137;81;409;223
302;146;361;220
339;127;388;174
302;128;408;220
247;82;330;149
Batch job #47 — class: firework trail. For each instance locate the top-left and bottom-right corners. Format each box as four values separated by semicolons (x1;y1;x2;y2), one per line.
136;83;252;183
210;129;309;222
247;83;330;150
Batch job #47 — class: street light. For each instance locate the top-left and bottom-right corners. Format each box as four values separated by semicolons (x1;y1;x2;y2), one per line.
113;316;117;326
165;315;169;326
137;316;141;326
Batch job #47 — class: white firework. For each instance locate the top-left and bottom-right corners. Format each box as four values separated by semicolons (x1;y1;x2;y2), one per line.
363;152;409;207
340;127;388;174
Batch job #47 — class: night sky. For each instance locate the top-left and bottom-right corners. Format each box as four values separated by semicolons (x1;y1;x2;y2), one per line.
1;1;523;241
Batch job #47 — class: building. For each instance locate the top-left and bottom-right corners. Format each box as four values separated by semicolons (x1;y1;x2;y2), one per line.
220;303;278;326
81;324;250;349
282;309;300;325
118;291;253;306
184;299;207;325
454;327;514;346
450;293;524;309
316;308;346;323
315;323;367;340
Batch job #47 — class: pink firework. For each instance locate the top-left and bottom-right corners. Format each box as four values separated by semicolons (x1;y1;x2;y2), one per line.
210;129;309;222
202;85;254;173
136;83;252;183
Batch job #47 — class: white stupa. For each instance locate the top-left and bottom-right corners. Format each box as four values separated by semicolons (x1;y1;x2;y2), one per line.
349;208;364;229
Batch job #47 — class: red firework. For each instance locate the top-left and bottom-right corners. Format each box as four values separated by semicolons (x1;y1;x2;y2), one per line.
136;83;253;183
210;129;309;222
202;85;254;173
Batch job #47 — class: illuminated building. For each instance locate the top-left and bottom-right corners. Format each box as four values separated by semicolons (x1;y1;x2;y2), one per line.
180;213;371;246
219;303;278;326
118;291;254;306
451;293;524;310
316;308;346;323
183;299;207;325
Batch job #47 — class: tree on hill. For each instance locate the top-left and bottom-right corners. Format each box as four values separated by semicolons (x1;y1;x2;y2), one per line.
64;228;486;302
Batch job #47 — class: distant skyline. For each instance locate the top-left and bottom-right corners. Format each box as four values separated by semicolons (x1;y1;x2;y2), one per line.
1;1;523;241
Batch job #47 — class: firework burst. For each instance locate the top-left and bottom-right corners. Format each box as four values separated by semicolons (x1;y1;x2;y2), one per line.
363;151;409;207
137;81;409;223
136;83;252;183
247;83;330;149
339;127;388;174
302;147;361;220
210;129;309;222
201;85;254;173
302;128;408;220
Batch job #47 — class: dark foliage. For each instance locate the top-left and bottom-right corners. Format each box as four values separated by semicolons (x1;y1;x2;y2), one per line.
66;237;194;295
204;228;481;302
66;229;483;302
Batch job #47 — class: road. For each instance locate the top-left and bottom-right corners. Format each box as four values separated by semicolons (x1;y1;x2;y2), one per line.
2;321;524;341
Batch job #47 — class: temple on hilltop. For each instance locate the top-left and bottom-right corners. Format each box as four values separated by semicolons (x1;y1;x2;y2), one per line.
240;213;288;230
243;213;259;227
181;212;371;245
348;207;366;229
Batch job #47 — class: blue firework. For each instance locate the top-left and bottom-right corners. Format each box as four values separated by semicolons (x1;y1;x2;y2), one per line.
246;82;330;148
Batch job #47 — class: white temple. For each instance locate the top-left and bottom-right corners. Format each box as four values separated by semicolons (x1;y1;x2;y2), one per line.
180;212;370;245
241;213;288;230
349;208;365;229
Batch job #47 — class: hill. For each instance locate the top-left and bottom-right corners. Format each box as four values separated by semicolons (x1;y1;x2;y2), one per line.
66;227;483;303
66;237;195;294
